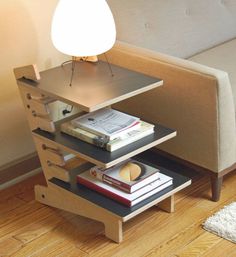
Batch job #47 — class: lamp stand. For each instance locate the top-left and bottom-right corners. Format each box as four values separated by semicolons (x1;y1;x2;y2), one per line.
61;54;114;87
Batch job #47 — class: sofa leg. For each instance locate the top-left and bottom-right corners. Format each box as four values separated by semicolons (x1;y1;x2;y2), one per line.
211;176;223;202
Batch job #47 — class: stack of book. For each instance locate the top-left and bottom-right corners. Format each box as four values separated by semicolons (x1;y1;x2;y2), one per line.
61;108;155;152
77;159;173;207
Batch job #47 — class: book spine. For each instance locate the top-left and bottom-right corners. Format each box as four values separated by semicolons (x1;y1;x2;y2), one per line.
103;176;131;191
61;125;108;149
90;168;131;192
77;176;131;206
131;180;173;206
103;178;131;193
61;127;94;144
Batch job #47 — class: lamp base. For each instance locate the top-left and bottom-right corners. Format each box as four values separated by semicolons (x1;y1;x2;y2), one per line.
74;56;98;63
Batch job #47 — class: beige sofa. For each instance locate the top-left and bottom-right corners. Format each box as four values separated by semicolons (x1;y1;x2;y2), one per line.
106;0;236;201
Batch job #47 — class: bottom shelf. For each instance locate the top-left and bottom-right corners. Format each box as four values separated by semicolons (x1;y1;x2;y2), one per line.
48;159;191;220
35;156;191;242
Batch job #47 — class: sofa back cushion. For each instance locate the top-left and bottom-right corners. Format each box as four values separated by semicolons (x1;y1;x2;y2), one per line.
107;0;236;58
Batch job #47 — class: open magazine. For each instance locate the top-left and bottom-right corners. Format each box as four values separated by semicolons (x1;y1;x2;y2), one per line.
71;108;140;140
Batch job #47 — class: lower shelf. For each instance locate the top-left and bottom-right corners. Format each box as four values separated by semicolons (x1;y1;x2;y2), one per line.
35;158;191;242
49;160;191;220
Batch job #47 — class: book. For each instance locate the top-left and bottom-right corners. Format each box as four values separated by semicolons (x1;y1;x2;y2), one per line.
60;120;154;152
77;170;173;207
71;108;140;140
106;121;154;151
90;159;159;193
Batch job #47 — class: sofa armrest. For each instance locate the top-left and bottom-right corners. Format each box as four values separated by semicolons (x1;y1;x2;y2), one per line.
104;41;236;172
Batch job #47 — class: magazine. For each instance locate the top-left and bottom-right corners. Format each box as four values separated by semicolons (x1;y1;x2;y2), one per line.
71;108;140;140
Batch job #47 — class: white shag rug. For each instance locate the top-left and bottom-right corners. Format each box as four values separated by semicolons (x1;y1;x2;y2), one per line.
203;202;236;243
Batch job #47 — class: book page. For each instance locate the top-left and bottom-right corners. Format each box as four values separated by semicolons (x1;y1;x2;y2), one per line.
72;109;139;136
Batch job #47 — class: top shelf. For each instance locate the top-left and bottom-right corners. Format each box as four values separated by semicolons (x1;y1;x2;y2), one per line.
17;61;163;112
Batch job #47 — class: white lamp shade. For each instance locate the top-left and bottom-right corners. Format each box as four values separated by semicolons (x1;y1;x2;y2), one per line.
51;0;116;57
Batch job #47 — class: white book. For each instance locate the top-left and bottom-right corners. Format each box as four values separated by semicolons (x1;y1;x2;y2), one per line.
107;121;154;151
71;108;140;140
77;170;173;207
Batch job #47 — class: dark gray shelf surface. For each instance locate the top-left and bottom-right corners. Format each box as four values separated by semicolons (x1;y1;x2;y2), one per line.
33;124;176;166
18;61;162;112
49;158;191;218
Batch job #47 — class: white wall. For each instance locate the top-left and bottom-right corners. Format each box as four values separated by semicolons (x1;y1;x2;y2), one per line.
0;0;67;167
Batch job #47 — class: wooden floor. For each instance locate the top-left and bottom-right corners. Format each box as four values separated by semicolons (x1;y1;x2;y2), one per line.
0;155;236;257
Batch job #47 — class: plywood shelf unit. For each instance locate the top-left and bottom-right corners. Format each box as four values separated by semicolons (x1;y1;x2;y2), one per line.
15;60;191;243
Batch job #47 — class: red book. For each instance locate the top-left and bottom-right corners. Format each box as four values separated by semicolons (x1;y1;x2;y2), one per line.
90;159;159;193
77;170;173;207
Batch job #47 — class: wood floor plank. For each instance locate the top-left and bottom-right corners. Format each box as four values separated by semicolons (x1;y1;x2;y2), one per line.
170;232;222;257
0;173;38;215
18;239;88;257
141;217;206;257
0;237;24;257
0;202;73;244
10;228;65;257
0;201;43;231
10;216;102;257
140;199;236;257
0;195;25;216
199;235;236;257
12;210;73;244
228;248;236;257
45;241;89;257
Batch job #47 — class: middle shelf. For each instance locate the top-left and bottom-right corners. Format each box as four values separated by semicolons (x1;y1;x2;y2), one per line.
33;123;176;168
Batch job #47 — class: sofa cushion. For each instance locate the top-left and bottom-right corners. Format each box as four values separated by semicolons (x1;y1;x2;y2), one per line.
107;0;236;58
188;38;236;110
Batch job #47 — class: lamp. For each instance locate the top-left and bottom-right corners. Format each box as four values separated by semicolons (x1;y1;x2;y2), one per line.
51;0;116;58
